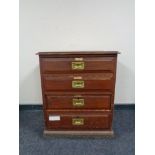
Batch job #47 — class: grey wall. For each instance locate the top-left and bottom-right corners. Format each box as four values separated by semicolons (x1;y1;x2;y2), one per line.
19;0;135;104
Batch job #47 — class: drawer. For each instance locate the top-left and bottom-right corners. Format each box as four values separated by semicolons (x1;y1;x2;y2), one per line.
46;94;111;110
41;57;115;73
43;73;114;91
46;110;112;130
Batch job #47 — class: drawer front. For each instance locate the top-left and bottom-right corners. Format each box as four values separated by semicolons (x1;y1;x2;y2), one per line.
43;73;114;91
46;95;111;110
41;57;115;73
46;111;111;130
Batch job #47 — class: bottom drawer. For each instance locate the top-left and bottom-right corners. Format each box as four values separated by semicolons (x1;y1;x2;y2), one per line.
45;110;112;130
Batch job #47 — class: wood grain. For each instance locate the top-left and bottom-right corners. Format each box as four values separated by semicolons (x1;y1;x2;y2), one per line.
46;110;112;130
46;94;111;110
41;57;115;73
43;73;114;91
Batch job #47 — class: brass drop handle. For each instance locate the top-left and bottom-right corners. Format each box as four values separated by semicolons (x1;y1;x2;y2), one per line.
72;80;84;88
72;61;85;70
72;118;84;125
72;98;84;107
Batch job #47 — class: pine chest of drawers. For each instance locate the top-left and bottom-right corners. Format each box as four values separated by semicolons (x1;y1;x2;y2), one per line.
37;51;119;136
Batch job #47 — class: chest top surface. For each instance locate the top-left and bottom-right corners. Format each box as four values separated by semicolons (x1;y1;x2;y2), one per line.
37;51;120;57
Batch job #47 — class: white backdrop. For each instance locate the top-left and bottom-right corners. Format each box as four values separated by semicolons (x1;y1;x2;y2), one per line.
19;0;135;104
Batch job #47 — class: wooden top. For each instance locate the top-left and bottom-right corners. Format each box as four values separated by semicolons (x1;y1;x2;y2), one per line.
36;51;120;56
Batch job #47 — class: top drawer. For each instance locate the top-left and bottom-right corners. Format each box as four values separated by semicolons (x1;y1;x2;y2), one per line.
40;57;116;73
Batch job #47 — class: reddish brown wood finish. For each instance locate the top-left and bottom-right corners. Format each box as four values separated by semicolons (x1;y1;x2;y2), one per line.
46;110;112;130
37;51;119;135
43;73;114;91
46;94;111;110
41;57;115;73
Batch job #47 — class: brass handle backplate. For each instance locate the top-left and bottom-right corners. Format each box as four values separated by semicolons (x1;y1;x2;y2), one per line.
72;61;84;70
72;98;84;107
72;80;84;88
72;118;84;125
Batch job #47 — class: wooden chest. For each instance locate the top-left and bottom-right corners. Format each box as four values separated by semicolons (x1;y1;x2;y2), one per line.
37;51;119;136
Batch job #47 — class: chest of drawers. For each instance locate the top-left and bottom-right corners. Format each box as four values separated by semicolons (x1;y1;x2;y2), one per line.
37;51;119;136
